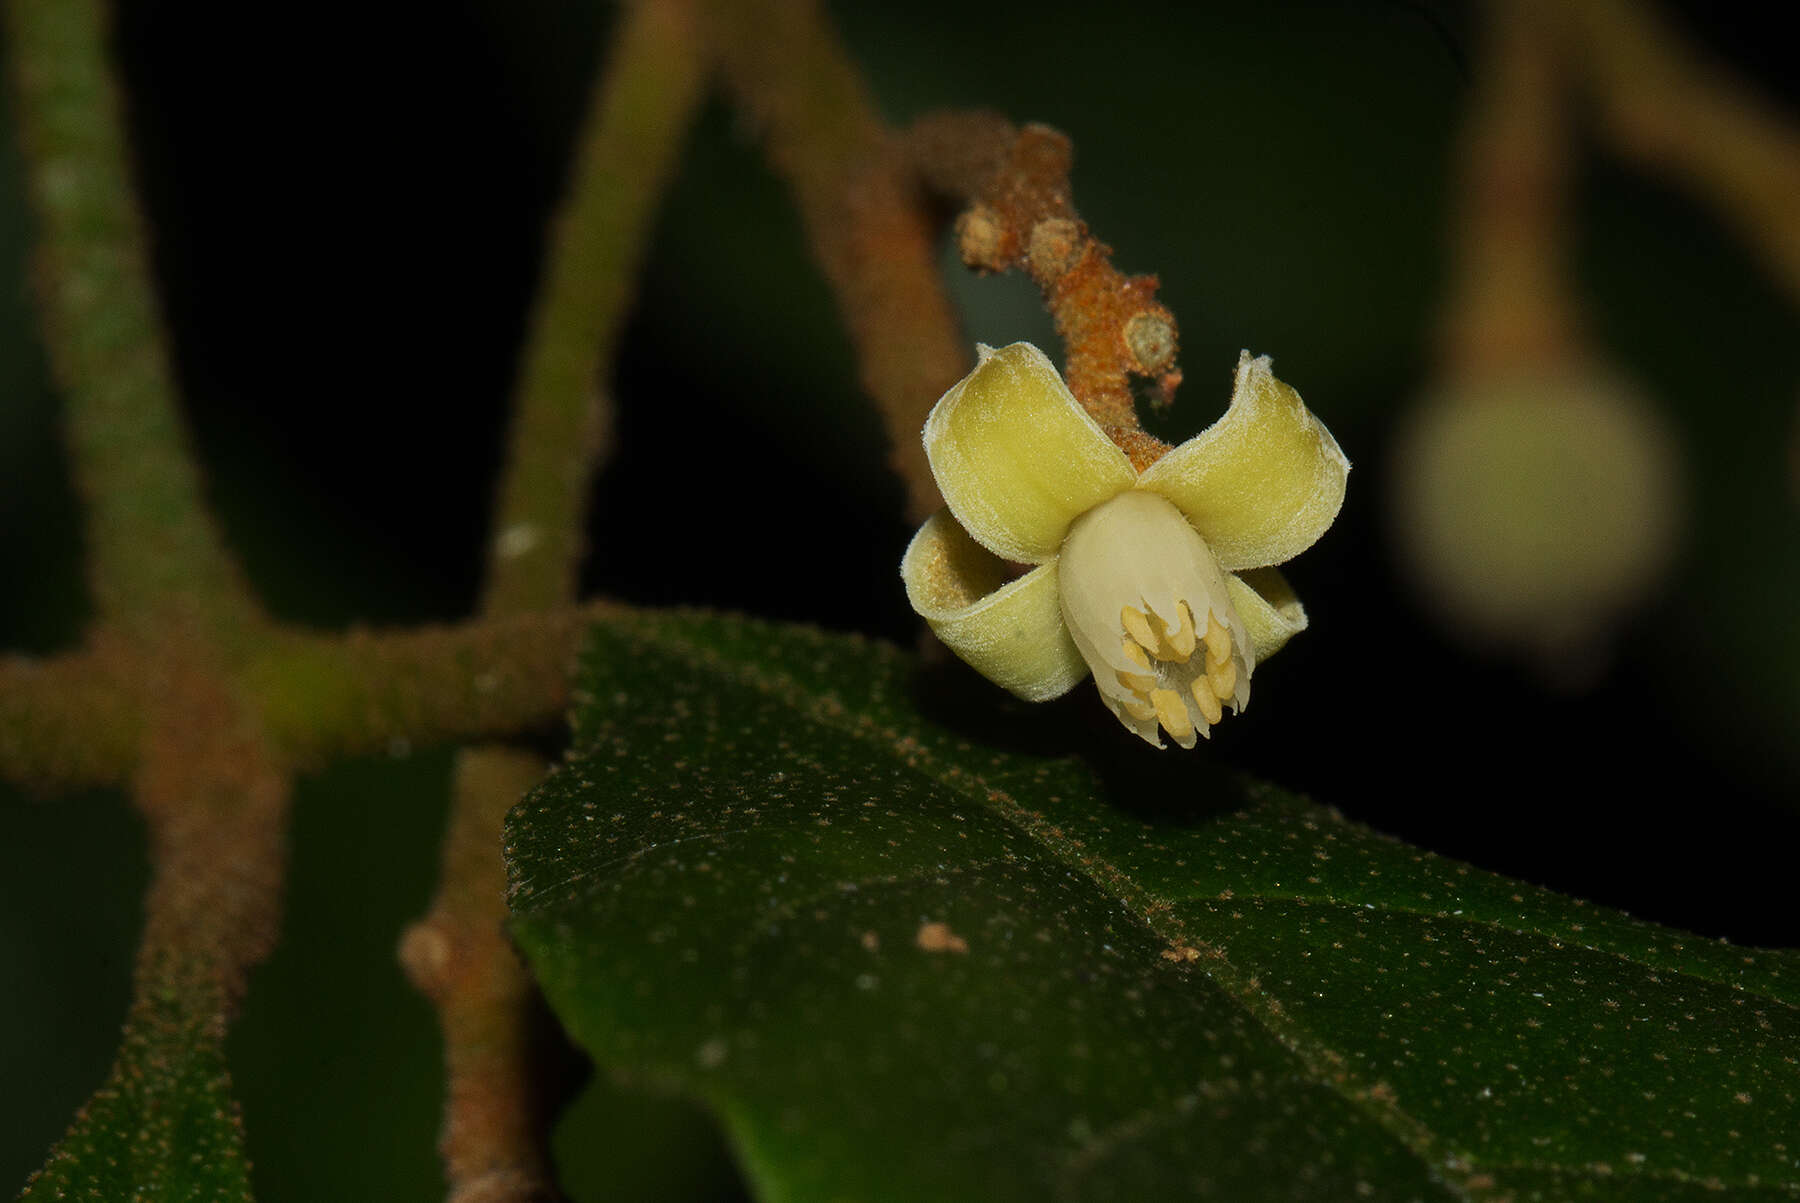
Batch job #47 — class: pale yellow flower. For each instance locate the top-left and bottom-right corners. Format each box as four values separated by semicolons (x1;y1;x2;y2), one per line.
902;342;1347;748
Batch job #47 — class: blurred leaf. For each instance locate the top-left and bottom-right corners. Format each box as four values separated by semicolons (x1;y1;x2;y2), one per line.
507;612;1799;1202
20;1001;252;1203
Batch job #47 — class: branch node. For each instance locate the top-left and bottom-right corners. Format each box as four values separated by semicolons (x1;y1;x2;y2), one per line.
1124;310;1178;377
1025;217;1083;279
904;110;1179;450
957;204;1008;272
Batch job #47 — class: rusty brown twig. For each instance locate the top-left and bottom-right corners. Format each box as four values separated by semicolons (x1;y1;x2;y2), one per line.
904;111;1181;470
0;602;632;797
398;1;709;1199
5;0;259;639
698;0;968;520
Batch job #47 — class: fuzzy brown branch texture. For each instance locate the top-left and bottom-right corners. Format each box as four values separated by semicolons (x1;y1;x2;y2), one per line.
701;0;968;522
400;1;710;1199
905;111;1182;468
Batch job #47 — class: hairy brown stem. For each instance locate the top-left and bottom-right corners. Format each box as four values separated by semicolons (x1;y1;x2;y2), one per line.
402;749;563;1203
22;633;289;1198
904;111;1179;468
481;0;704;617
5;1;291;1189
0;603;637;795
403;1;710;1198
700;0;967;521
131;645;290;1025
0;649;138;792
4;0;258;636
253;602;627;778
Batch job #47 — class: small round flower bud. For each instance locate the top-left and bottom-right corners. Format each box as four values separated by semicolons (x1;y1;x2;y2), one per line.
1124;312;1176;376
1390;364;1682;668
956;204;1007;272
1026;217;1081;279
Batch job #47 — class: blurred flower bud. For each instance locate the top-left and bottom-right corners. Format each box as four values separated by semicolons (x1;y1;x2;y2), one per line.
1390;364;1682;672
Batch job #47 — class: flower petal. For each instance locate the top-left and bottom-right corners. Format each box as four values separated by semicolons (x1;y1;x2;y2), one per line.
1138;352;1349;571
901;510;1086;701
924;342;1136;564
1226;567;1309;665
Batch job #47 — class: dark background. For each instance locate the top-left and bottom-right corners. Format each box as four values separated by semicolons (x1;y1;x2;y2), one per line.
3;1;1796;1198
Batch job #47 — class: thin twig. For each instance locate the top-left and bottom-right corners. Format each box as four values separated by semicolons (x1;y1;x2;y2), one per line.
1438;0;1579;376
401;748;565;1203
905;111;1180;467
0;649;138;792
700;0;967;520
3;0;258;635
404;1;709;1198
251;602;629;777
481;0;704;617
0;601;639;794
23;636;288;1198
7;5;287;1186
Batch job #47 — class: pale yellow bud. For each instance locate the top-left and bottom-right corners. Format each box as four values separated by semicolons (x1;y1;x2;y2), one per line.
1390;364;1682;668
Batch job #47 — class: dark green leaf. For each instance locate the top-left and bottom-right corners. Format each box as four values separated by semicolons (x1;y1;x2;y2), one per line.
20;993;253;1203
507;612;1799;1201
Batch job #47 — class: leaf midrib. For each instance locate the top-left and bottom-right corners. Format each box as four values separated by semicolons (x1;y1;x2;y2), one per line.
1176;887;1800;1012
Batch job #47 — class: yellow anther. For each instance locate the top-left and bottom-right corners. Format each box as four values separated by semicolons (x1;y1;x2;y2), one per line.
1203;612;1233;668
1121;605;1163;657
1208;656;1237;700
1150;688;1193;742
1119;695;1156;721
1116;670;1157;695
1165;601;1197;660
1190;678;1223;725
1121;637;1151;670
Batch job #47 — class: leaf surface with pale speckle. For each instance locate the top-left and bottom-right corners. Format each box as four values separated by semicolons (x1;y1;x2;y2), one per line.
508;612;1800;1202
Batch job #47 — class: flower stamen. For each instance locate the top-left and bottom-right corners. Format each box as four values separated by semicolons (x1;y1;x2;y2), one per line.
1189;678;1224;726
1203;611;1233;668
1116;669;1157;694
1207;654;1237;700
1057;491;1257;748
1121;637;1151;670
1151;688;1194;742
1121;605;1163;657
1164;601;1197;661
1119;695;1156;722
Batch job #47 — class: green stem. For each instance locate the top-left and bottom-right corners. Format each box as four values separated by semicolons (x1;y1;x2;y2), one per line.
0;602;641;793
23;646;287;1201
0;650;138;791
251;602;629;770
414;5;710;1196
482;0;708;616
401;747;565;1203
3;0;257;634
